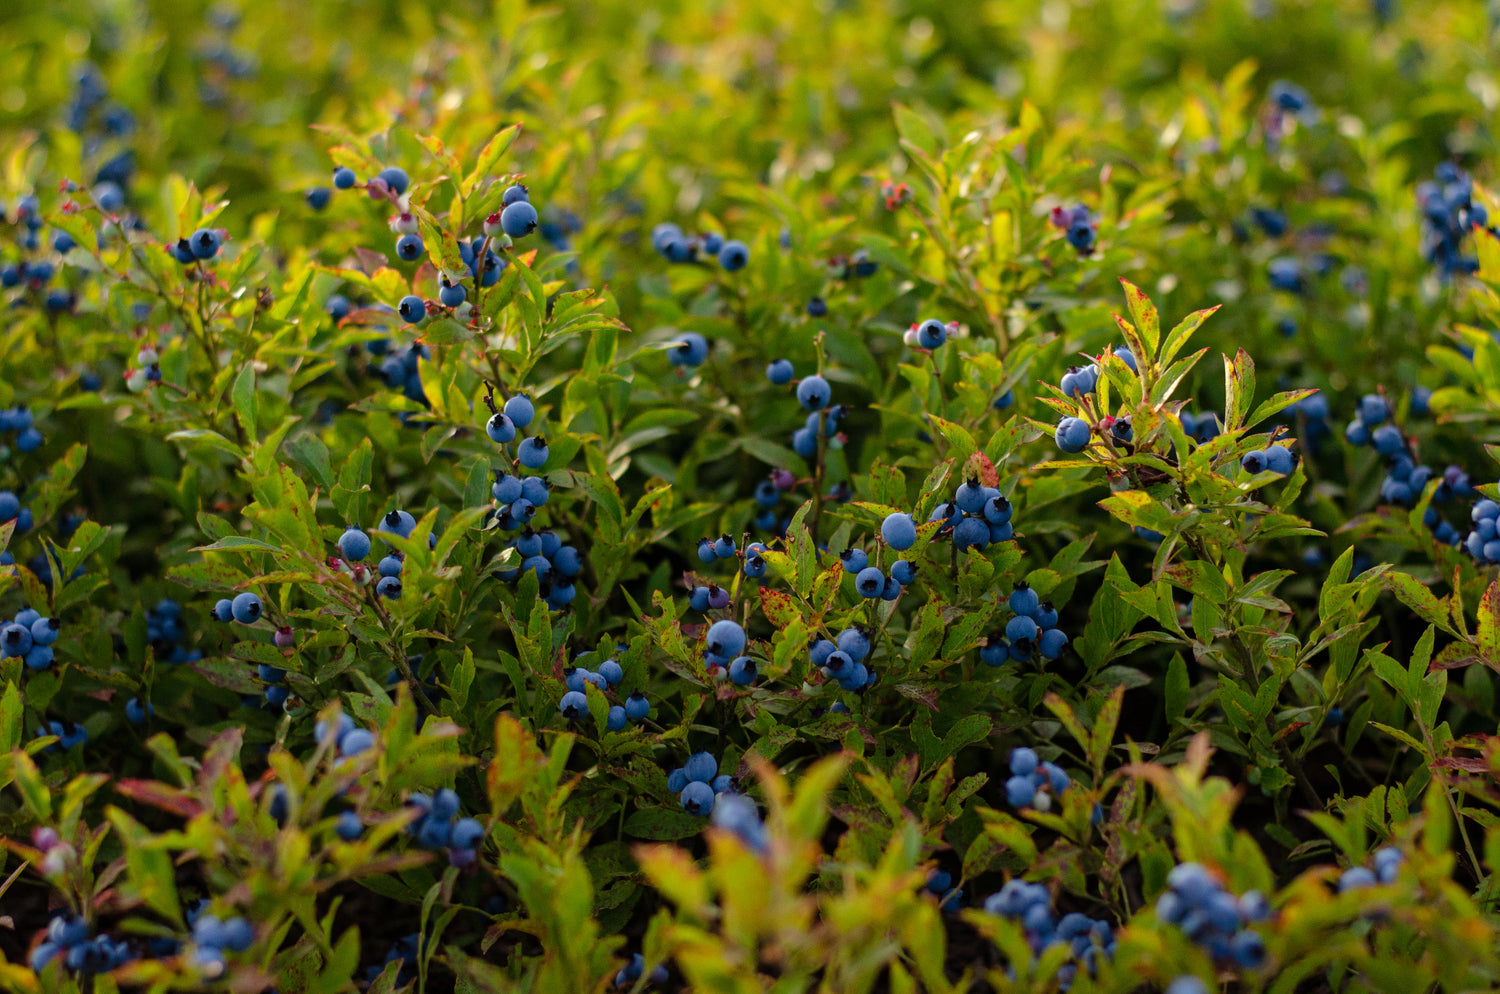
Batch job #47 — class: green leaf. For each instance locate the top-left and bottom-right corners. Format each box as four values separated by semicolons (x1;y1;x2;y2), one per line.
232;364;258;439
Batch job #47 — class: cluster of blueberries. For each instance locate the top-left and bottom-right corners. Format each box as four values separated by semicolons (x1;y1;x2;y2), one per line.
1345;393;1472;547
0;487;34;543
366;933;422;986
496;522;585;611
749;467;798;534
184;906;257;975
924;869;963;912
1239;442;1296;476
666;751;735;817
810;626;879;694
1052;347;1140;454
1154;862;1269;969
1048;204;1098;256
167;227;224;266
613;953;670;988
146;597;205;665
337;522;404;600
29;915;133;975
37;719;89;751
981;583;1068;667
404;788;487;869
1281;393;1331;454
1337;845;1405;891
211;591;265;624
649;223;750;271
370;339;432;414
982;878;1116;988
0;406;44;453
1002;747;1076;812
557;652;653;730
918;473;1017;557
0;605;60;671
485;393;551;471
1416;162;1488;279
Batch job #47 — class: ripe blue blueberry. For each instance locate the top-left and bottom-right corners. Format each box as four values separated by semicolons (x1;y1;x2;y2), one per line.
680;780;716;815
953;517;989;551
1008;584;1039;617
890;559;917;585
486;413;517;443
501;201;539;237
743;554;767;578
881;576;901;600
625;692;651;721
791;428;817;459
438;280;465;307
1005;775;1037;808
125;697;153;724
24;645;53;670
684;751;719;783
190;228;222;259
380;509;418;540
607;706;628;731
0;623;32;658
306;187;331;210
395;233;424;262
376;167;409;195
766;358;794;384
559;690;588;720
881;512;917;550
807;296;827;317
840;547;869;573
717;240;749;271
1005;615;1038;643
598;659;624;686
796;375;830;410
332;166;357;189
336;811;363;841
231;592;263;624
1055;417;1091;453
504;394;535;427
669;332;709;367
1033;602;1059;629
809;639;836;666
855;566;885;598
728;656;757;685
1371;424;1404;458
706;619;746;657
338;526;371;562
212;598;234;622
915;318;947;349
398;295;426;323
501;183;529;206
376;576;402;599
340;729;375;756
1358;393;1389;426
712;534;736;559
29;617;59;647
517;436;549;469
837;627;870;661
0;491;18;521
1264;445;1295;475
1038;628;1069;659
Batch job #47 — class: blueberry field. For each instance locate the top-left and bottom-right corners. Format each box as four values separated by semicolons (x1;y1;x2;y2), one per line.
4;1;1500;991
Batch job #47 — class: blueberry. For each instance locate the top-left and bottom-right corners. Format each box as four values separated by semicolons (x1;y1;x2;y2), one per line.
212;598;234;623
1264;445;1295;475
666;768;688;792
881;512;917;550
855;566;885;598
0;623;33;658
438;280;466;307
189;228;222;259
1344;419;1370;446
728;656;757;685
712;534;736;559
332;167;357;189
306;187;331;210
1055;417;1091;453
377;167;409;195
24;645;53;670
339;729;375;756
1371;424;1405;458
338;526;371;562
606;705;628;731
1358;393;1389;426
1241;450;1267;473
1038;628;1068;659
395;233;425;262
953;517;989;551
231;592;262;624
1005;775;1036;808
669;332;709;367
517;436;549;469
336;811;363;841
598;659;624;686
1005;615;1038;643
504;394;535;427
486;413;517;443
1338;866;1376;892
624;692;651;721
684;751;719;783
501;201;539;238
979;640;1008;666
796;375;830;410
680;780;716;815
706;619;746;657
890;559;917;585
915;318;947;349
840;547;869;573
501;184;530;206
1166;979;1210;994
398;295;426;323
376;576;403;599
717;240;749;271
125;697;153;724
766;358;794;384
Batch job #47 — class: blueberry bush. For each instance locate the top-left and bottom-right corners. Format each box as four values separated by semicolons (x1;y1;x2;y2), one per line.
3;0;1500;991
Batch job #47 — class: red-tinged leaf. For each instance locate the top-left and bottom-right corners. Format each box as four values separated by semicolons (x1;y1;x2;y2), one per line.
759;586;800;629
894;682;942;712
113;780;203;819
1478;579;1500;666
1119;277;1160;353
965;450;999;489
1274;721;1309;742
353;246;388;275
1430;757;1493;773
